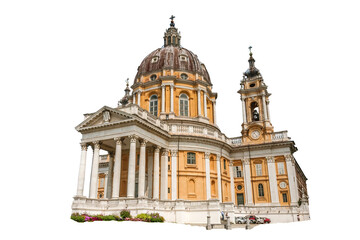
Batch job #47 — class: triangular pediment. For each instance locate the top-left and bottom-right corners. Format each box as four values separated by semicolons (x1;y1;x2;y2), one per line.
76;106;134;131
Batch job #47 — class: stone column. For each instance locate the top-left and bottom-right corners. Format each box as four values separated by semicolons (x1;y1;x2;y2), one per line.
104;173;108;198
171;149;178;200
137;91;141;106
262;93;268;121
286;155;299;205
266;99;271;121
112;138;122;198
106;153;114;198
153;146;161;199
127;135;137;198
132;94;135;104
76;143;88;196
241;97;247;124
197;89;201;116
216;154;222;202
205;152;211;200
170;84;174;113
161;149;169;200
213;101;217;125
243;158;253;205
203;90;208;118
147;148;154;198
138;139;147;198
89;141;101;199
266;156;280;205
229;161;235;203
161;85;165;113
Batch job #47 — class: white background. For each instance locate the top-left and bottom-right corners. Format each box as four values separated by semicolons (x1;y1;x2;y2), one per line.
1;0;359;239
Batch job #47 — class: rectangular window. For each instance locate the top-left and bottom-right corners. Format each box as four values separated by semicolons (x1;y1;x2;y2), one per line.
282;193;288;203
99;178;104;188
187;152;196;164
255;164;262;176
223;159;226;170
137;154;140;165
278;162;285;175
234;166;242;178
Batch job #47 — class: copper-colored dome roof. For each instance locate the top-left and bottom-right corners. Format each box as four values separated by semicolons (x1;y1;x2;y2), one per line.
135;45;211;84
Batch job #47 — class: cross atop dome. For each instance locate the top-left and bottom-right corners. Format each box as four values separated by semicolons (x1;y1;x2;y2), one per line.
170;15;175;27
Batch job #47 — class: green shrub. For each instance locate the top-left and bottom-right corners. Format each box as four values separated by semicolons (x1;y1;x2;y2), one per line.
149;213;165;222
71;214;85;222
113;215;122;221
101;215;116;221
120;210;131;219
136;213;152;222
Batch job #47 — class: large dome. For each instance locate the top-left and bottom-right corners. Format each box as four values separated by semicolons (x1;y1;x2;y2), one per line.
135;46;211;84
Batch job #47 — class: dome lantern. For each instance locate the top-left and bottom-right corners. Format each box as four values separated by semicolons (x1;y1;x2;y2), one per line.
163;15;181;47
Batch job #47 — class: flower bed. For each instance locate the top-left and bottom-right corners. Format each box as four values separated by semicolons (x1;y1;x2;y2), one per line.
71;211;164;223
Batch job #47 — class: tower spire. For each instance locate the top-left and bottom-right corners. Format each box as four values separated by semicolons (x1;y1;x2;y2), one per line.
118;78;131;107
244;46;260;78
163;15;181;47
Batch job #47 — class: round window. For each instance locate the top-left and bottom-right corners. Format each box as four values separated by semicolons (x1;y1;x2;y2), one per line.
150;74;157;81
279;182;287;189
181;73;188;80
250;83;256;87
237;185;243;190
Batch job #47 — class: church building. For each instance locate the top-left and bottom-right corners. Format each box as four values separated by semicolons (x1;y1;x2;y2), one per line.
72;17;310;224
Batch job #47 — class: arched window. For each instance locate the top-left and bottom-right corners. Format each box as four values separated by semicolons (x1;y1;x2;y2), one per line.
179;93;189;116
167;36;171;45
258;184;264;197
149;95;158;116
250;102;260;121
172;36;176;45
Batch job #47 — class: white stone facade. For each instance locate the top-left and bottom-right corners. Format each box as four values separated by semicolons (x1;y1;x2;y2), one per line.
72;104;310;224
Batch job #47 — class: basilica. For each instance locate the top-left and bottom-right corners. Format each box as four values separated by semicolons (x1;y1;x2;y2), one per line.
71;17;310;224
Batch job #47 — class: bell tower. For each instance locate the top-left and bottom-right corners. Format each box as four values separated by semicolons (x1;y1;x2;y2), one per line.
238;47;274;144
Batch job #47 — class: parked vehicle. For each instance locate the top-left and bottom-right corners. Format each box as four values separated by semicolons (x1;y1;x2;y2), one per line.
256;217;264;224
235;217;247;224
246;215;257;224
263;217;271;224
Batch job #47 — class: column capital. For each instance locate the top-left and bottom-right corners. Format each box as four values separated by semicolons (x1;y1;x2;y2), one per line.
285;154;294;163
129;135;138;143
216;154;221;161
243;158;251;165
161;149;169;156
80;143;88;151
154;146;161;153
92;141;101;150
266;156;275;163
229;161;233;167
140;139;148;146
170;149;178;157
114;137;124;145
204;152;211;159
